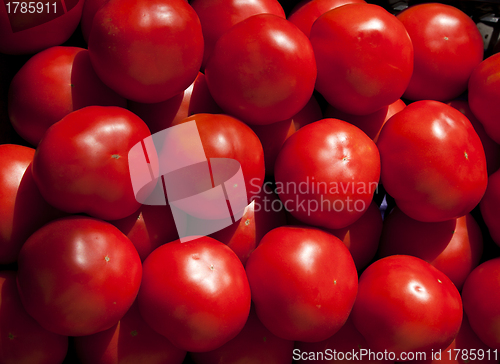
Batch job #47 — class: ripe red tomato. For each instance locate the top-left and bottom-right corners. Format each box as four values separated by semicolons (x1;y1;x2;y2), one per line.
468;52;500;144
191;0;285;69
32;106;151;221
310;3;413;115
462;257;500;349
352;255;462;354
245;226;358;342
16;216;142;337
205;14;317;125
274;118;380;230
74;301;186;364
8;46;126;146
397;3;484;101
480;168;500;247
88;0;204;103
378;208;483;290
377;100;488;222
138;236;251;352
0;271;68;364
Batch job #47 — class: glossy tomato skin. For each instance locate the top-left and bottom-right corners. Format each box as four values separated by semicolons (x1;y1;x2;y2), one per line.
205;14;317;125
0;0;84;54
0;271;68;364
32;106;151;221
88;0;204;103
274;118;380;230
377;100;488;222
245;226;358;342
191;0;285;69
352;255;463;354
397;3;484;102
0;144;64;264
379;208;483;290
8;46;126;146
74;301;186;364
17;216;142;337
468;53;500;144
138;236;251;352
310;3;413;115
480;169;500;247
461;257;500;349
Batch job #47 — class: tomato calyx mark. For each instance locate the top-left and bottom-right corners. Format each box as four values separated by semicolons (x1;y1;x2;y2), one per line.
8;333;14;340
130;330;138;337
464;151;469;160
210;264;214;271
104;255;110;262
333;279;337;285
245;219;251;226
111;154;121;159
444;36;449;40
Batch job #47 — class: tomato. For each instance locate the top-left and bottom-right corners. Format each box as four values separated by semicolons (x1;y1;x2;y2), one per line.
80;0;109;43
137;236;251;352
274;118;380;230
351;255;462;354
309;3;413;115
0;271;68;364
325;99;406;143
468;52;500;144
245;226;358;342
461;257;500;349
16;216;142;337
88;0;204;103
32;106;151;221
0;0;84;54
74;301;186;364
0;144;63;264
378;208;483;290
205;14;317;125
377;100;488;222
453;313;498;364
480;168;500;247
190;307;294;364
397;3;484;102
287;0;365;38
190;0;285;69
8;46;126;146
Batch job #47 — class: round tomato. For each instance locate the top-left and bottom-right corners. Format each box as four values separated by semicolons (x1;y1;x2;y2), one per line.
138;236;251;352
205;14;317;125
397;3;484;101
8;46;126;146
32;106;151;221
274;118;380;230
377;100;487;222
16;216;142;337
310;3;413;115
88;0;204;103
245;226;358;342
480;168;500;247
351;255;462;354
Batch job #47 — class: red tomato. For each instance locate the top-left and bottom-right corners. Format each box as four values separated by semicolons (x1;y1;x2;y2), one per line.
325;99;406;143
377;100;488;222
138;236;251;352
397;3;484;101
205;14;317;125
0;0;84;54
0;271;68;364
8;46;126;146
74;301;186;364
32;106;151;221
245;226;358;342
16;216;142;336
480;168;500;247
378;208;483;290
462;257;500;349
190;307;294;364
468;52;500;144
0;144;63;264
88;0;204;103
287;0;365;38
351;255;463;354
274;118;380;230
447;99;500;176
80;0;109;43
191;0;285;69
310;3;413;115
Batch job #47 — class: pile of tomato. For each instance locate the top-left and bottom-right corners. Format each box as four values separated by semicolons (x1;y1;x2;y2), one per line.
1;0;500;363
